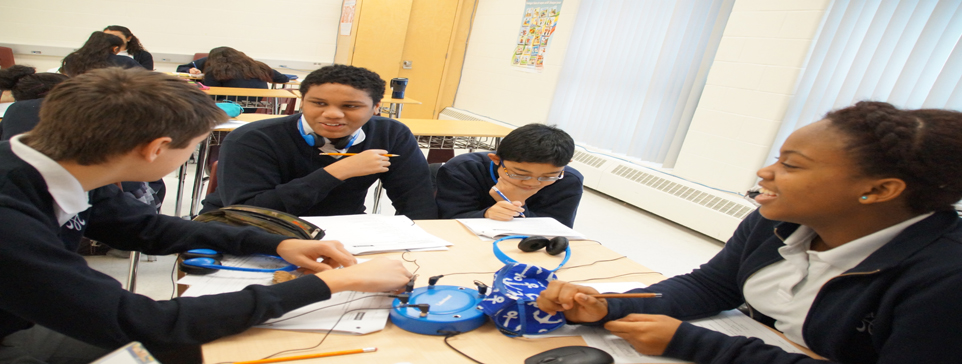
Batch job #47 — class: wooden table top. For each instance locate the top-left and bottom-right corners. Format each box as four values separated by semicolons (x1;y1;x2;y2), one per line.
201;220;666;363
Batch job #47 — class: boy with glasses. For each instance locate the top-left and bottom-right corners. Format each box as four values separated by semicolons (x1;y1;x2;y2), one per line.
436;124;583;227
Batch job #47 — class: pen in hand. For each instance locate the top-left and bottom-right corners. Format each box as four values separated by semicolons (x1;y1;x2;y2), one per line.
492;186;525;218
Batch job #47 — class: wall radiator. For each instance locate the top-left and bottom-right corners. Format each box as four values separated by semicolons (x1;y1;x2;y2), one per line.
439;107;756;242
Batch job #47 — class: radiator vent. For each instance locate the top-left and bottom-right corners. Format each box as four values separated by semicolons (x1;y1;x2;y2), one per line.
572;150;608;169
439;108;484;121
610;165;753;219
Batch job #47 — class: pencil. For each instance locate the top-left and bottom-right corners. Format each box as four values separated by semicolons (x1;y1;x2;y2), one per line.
589;293;662;299
492;186;525;218
232;347;376;364
319;153;400;157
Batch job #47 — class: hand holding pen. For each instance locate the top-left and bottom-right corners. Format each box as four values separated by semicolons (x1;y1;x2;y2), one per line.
485;186;526;221
323;149;391;181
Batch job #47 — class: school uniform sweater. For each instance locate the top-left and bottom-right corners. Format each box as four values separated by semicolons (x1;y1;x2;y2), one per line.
593;210;962;363
0;142;333;353
201;114;438;219
130;50;154;70
435;152;584;228
176;57;206;73
0;99;42;140
107;54;142;69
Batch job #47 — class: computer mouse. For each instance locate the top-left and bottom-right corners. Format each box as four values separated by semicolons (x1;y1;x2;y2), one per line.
524;346;614;364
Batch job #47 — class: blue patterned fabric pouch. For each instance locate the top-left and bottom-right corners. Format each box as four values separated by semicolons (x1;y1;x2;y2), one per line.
480;262;566;337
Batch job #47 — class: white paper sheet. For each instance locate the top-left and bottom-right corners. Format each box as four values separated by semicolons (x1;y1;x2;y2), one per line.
525;281;805;363
455;217;586;240
303;215;452;254
179;257;392;334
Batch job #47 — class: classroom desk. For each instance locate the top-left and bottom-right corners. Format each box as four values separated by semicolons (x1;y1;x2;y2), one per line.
201;220;663;363
204;87;298;115
382;97;421;119
175;117;516;217
200;220;820;363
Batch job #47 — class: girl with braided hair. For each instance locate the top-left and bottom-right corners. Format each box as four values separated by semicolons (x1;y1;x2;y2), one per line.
538;101;962;363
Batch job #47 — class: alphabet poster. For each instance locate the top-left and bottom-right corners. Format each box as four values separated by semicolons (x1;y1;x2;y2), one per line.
511;0;563;72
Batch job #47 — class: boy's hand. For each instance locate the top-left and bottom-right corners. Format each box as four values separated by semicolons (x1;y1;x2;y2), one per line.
276;239;356;273
536;280;609;323
485;200;525;221
491;179;540;203
324;149;391;180
317;257;413;293
604;314;682;356
188;68;202;75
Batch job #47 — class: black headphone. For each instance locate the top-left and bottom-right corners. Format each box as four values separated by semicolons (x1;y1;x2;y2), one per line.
518;236;569;256
492;235;571;272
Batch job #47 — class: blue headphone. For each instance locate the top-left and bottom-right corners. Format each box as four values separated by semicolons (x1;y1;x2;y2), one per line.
489;160;499;183
179;249;297;275
492;235;571;272
297;119;359;149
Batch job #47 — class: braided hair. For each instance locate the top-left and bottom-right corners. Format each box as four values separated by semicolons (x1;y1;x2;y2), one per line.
825;101;962;214
0;65;68;101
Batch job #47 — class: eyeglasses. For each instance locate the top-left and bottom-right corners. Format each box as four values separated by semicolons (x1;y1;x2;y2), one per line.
500;163;565;182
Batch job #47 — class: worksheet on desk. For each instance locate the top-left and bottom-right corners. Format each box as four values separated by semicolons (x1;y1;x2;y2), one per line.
178;257;391;334
302;214;452;254
581;310;805;363
256;292;393;334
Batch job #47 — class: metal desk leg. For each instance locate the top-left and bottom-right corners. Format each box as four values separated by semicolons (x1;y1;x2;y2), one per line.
388;103;404;119
126;251;141;292
189;136;212;217
173;163;188;217
371;180;384;214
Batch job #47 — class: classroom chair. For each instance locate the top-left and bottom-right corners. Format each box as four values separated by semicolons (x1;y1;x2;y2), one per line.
0;47;14;69
192;52;208;61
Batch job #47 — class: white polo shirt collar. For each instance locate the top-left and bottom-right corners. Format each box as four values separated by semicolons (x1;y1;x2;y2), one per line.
10;134;91;226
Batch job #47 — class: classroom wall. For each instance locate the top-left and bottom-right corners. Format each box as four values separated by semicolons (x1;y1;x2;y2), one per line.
454;0;831;194
671;0;830;192
452;0;581;126
0;0;342;68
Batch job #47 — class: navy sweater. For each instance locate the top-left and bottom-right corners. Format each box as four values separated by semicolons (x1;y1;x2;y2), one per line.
0;99;42;140
202;114;438;219
130;51;153;70
0;143;333;352
594;210;962;363
436;152;583;228
176;57;206;73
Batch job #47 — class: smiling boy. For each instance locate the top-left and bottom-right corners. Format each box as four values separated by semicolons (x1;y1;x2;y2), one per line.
201;64;437;219
436;124;583;228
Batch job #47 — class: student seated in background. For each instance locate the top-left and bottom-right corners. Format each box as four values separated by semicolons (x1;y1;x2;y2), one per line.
0;65;68;138
176;57;206;74
201;64;437;219
103;25;154;70
435;124;583;228
201;46;289;88
537;102;962;363
60;31;142;76
0;68;412;363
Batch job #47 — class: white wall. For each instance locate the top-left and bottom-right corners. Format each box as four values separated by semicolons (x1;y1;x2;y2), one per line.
454;0;832;195
672;0;831;192
0;0;341;67
453;0;581;126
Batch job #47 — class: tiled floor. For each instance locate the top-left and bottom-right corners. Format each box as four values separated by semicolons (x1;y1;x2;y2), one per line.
87;160;724;300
